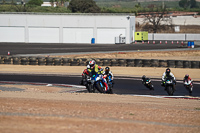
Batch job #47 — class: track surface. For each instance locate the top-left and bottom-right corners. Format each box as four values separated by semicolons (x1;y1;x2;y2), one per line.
0;74;200;97
0;43;200;96
0;42;196;56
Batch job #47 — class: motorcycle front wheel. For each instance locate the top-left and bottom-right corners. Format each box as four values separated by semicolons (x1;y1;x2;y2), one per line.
166;86;174;96
96;81;105;93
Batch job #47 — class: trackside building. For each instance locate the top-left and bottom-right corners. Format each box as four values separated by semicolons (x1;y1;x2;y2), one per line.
0;13;135;44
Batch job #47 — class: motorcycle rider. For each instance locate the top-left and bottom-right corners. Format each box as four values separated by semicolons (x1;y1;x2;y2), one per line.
183;74;193;90
80;65;90;86
161;68;176;90
103;67;114;87
87;60;109;92
142;75;154;90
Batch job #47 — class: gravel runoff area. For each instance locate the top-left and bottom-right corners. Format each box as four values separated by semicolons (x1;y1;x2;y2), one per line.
0;50;200;133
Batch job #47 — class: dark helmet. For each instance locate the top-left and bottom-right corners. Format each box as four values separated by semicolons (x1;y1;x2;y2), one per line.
142;75;146;80
105;67;110;74
185;74;189;79
166;68;171;75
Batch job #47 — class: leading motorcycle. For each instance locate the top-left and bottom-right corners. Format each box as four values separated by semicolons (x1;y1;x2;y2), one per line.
163;77;176;96
86;70;106;93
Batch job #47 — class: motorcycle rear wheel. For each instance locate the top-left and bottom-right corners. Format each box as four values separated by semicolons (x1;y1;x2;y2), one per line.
87;84;95;93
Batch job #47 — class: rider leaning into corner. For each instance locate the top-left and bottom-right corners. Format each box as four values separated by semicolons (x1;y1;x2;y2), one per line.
103;67;114;86
80;65;90;86
87;60;109;92
161;68;176;90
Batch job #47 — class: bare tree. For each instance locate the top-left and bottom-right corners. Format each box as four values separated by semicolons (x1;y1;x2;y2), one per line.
143;5;172;33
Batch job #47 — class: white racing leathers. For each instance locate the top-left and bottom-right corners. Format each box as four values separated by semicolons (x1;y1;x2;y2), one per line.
162;72;176;81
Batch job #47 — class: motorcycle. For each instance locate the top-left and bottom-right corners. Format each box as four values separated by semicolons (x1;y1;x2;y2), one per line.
103;75;114;94
163;77;176;96
142;78;154;90
86;70;106;93
184;79;193;94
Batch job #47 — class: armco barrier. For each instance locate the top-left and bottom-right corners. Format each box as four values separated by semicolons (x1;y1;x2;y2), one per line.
0;56;199;69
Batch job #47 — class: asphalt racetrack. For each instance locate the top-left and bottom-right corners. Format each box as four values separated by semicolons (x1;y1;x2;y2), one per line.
0;43;200;97
0;74;200;97
0;42;198;56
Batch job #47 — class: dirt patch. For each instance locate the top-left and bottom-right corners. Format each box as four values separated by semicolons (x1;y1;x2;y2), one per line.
0;92;200;133
52;50;200;61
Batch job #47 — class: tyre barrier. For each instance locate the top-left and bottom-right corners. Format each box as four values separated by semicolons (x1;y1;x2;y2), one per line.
150;59;159;67
3;56;12;64
0;56;3;64
38;57;46;65
54;58;62;66
70;58;80;66
46;57;54;66
142;59;151;67
159;60;168;67
20;57;29;65
191;61;199;68
79;58;87;66
0;56;199;69
111;59;119;66
13;57;21;65
135;59;143;67
183;61;191;68
167;60;176;68
126;59;135;67
118;59;126;66
29;57;38;65
102;59;111;66
175;60;183;68
62;58;71;66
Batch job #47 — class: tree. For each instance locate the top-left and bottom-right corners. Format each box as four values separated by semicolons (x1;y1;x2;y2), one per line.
179;0;198;8
143;5;172;33
27;0;43;6
68;0;101;13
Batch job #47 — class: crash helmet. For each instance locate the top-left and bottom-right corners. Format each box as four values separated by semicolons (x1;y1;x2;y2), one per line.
105;67;110;74
185;74;189;79
166;68;171;75
142;75;146;80
89;60;95;69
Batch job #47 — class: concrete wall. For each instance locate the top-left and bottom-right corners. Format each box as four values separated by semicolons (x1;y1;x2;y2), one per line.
0;13;135;44
148;33;200;41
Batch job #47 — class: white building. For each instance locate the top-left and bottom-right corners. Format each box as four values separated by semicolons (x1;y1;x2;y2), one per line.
0;13;135;44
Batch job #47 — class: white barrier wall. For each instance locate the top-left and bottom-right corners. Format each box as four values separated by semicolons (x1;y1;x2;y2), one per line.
148;33;200;41
0;13;135;44
154;34;185;41
186;34;200;41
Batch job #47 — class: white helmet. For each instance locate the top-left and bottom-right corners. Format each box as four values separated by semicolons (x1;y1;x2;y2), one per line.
89;60;95;68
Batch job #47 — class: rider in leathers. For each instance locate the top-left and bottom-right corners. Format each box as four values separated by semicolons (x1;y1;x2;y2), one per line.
103;67;114;87
161;68;176;90
80;65;90;86
183;74;193;91
87;60;109;92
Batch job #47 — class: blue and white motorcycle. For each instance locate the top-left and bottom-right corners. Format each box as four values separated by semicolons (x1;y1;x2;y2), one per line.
86;70;106;93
